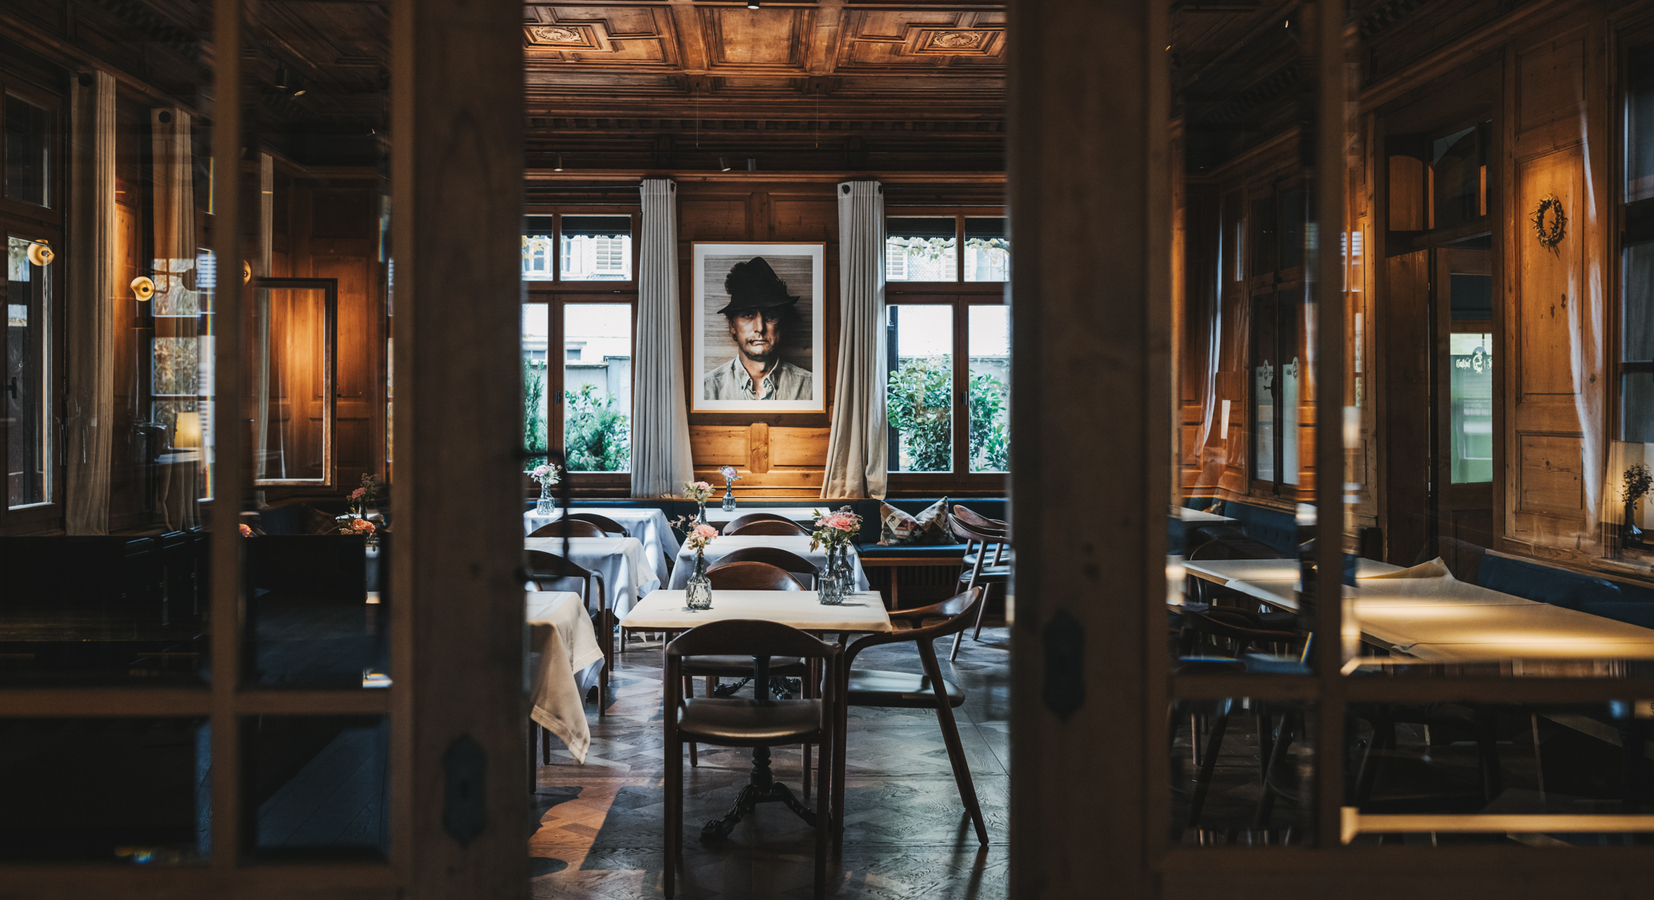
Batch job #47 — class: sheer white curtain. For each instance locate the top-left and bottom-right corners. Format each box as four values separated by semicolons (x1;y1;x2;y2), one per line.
631;178;694;496
64;71;118;534
822;180;887;498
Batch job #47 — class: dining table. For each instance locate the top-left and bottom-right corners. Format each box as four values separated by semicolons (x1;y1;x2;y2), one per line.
667;535;871;591
524;535;661;618
621;588;892;840
526;591;606;764
523;507;679;579
703;506;829;529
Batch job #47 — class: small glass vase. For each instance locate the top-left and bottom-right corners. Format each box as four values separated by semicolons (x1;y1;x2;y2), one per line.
686;550;713;610
818;543;851;606
722;483;736;512
536;481;555;516
1626;500;1645;551
697;500;708;524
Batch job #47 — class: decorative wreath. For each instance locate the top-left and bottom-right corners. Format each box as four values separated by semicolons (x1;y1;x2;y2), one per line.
1531;194;1567;248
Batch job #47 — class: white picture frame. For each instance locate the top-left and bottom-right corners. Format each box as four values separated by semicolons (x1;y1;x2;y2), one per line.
691;242;826;413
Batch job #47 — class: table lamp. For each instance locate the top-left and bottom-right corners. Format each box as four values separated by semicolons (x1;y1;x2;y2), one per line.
174;411;202;449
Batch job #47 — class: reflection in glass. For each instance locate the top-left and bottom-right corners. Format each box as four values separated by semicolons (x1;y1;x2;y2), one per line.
1170;698;1315;846
251;281;336;485
244;536;383;688
887;217;957;282
1449;332;1494;483
887;305;953;473
559;216;631;281
0;717;209;862
7;237;51;508
563;304;631;472
523;216;556;281
522;304;549;462
244;715;388;859
3;94;51;207
1626;372;1654;444
963;217;1008;282
968;305;1009;473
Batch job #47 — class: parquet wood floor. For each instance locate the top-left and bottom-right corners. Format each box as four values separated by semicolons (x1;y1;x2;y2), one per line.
529;627;1012;898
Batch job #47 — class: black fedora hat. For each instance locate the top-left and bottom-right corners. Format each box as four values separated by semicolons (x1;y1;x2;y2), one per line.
717;257;800;315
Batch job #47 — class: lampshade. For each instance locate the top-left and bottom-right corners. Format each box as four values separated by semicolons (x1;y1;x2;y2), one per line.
174;411;202;449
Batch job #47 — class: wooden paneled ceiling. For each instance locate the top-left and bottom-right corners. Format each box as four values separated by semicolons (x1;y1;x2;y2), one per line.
520;2;1007;172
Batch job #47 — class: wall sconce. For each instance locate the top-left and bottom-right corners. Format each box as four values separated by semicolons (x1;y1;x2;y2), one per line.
243;261;252;284
131;276;156;302
174;411;202;449
26;240;53;267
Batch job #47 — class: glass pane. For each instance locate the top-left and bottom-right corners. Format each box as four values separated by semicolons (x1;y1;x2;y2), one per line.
0;717;209;862
563;303;630;472
1278;187;1305;271
1449;332;1495;483
1170;700;1315;846
559;216;632;281
244;536;385;688
523;304;549;464
1626;373;1654;444
1431;124;1489;230
1251;290;1278;484
886;216;957;282
887;304;953;473
963;217;1008;282
244;716;388;859
523;216;555;281
1249;195;1277;275
251;285;333;485
3;94;50;207
968;305;1009;473
1629;45;1654;202
1624;242;1654;364
7;236;51;508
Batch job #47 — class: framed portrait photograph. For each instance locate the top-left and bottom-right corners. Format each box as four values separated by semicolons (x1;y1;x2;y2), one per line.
692;242;826;413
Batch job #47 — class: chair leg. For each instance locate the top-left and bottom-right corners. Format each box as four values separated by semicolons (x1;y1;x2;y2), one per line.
1186;699;1231;830
664;736;680;899
971;582;993;642
918;640;988;845
833;662;849;847
685;676;698;767
541;721;552;765
802;658;816;800
815;718;831;900
597;612;614;718
528;724;538;794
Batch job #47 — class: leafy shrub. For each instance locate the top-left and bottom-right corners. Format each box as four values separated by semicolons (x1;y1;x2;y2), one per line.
564;383;630;472
886;358;1008;472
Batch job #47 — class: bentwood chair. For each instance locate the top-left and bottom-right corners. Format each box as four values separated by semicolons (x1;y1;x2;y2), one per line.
946;515;1010;661
831;587;989;845
528;519;607;539
664;620;840;899
525;550;611;720
566;513;629;536
687;559;813;786
711;546;819;587
724;513;811;537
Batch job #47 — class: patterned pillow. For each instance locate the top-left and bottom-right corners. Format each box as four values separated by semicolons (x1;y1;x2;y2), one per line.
878;503;920;545
911;497;955;545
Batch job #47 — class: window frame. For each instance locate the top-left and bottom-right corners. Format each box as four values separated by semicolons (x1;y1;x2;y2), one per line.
1616;34;1654;447
0;79;63;225
523;287;636;494
1244;177;1308;497
884;208;1008;287
522;207;639;287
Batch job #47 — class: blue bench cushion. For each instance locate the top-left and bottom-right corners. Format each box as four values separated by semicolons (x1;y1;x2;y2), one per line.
859;542;973;560
1579;601;1654;629
1224;502;1300;557
1478;554;1622;610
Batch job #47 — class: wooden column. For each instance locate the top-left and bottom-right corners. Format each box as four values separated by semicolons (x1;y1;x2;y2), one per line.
390;0;527;896
1007;0;1168;897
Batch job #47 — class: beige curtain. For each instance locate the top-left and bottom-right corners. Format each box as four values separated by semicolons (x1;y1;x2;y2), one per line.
64;71;118;535
822;180;888;499
631;178;695;496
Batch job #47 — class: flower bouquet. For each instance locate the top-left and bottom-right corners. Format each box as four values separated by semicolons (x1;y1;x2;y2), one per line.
684;480;715;522
677;519;720;610
529;462;563;515
720;465;741;513
809;507;863;605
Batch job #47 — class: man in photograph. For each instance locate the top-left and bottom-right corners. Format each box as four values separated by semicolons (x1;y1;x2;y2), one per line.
703;257;812;401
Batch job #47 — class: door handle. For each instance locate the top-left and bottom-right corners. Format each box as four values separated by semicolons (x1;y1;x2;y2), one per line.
4;377;16;400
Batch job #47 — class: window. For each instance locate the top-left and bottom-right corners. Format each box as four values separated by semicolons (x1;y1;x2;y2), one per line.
1624;47;1654;443
1247;182;1306;491
521;214;635;283
964;217;1008;282
886;300;1010;480
886;217;958;282
3;94;50;208
6;235;52;509
522;299;634;477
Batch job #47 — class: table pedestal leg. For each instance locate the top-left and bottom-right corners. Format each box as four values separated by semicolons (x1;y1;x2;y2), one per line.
699;658;814;842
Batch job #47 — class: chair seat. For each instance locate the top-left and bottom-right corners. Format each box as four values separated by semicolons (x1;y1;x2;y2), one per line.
681;655;808;677
676;698;824;745
845;669;965;709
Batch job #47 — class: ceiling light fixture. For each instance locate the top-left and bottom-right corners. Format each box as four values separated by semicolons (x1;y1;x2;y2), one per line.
748;0;759;8
747;157;757;172
719;157;731;172
554;153;564;172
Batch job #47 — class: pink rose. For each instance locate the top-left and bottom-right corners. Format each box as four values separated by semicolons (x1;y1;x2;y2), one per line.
532;465;551;478
693;481;712;491
693;523;718;540
350;487;366;500
238;524;253;537
351;518;376;534
826;514;857;532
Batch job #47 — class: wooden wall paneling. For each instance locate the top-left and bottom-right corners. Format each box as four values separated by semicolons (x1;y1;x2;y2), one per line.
747;422;771;472
1382;250;1431;563
770;426;831;467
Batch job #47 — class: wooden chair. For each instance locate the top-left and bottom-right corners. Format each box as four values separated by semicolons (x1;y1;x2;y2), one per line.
706;560;806;591
528;519;607;539
946;515;1011;661
830;587;989;846
712;546;819;587
525;550;611;722
566;513;629;536
953;504;1009;568
664;620;839;899
724;513;811;536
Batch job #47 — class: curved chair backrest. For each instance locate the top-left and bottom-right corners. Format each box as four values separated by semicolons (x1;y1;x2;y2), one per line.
667;618;837;662
948;514;1007;544
705;560;806;591
726;518;811;537
952;504;1006;532
524;549;607;610
845;587;984;665
528;519;607;539
566;513;628;536
724;512;809;535
713;546;818;578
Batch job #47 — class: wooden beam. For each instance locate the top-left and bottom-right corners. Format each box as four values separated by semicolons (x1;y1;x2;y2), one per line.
1007;0;1166;897
392;0;527;895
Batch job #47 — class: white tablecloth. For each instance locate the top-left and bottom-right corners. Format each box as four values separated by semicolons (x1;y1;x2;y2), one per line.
622;590;892;634
523;507;678;584
527;591;605;765
703;506;829;527
524;536;660;618
666;535;869;592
